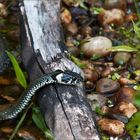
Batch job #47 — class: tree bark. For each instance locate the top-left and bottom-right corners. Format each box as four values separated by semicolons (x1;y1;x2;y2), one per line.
20;0;100;139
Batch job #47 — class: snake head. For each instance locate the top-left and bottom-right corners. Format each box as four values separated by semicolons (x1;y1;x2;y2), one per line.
52;70;83;85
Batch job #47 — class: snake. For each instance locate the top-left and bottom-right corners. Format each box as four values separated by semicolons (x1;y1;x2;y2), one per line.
0;70;83;120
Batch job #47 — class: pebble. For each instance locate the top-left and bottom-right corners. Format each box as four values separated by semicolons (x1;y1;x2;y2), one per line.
68;46;80;56
66;22;78;35
0;76;16;85
80;36;112;57
86;93;108;110
62;0;75;6
60;8;72;25
98;9;125;26
70;7;88;17
111;87;135;103
96;78;120;94
101;67;112;77
83;68;99;82
0;3;8;17
65;36;75;47
8;29;20;42
113;52;131;66
130;56;140;69
80;26;92;37
104;0;127;11
113;101;137;118
107;113;128;124
98;118;125;135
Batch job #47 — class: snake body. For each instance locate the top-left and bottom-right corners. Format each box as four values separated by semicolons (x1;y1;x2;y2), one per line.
0;70;82;120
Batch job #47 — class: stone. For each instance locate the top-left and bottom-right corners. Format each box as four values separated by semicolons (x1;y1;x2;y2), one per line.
60;8;72;25
96;78;120;94
113;52;131;66
104;0;127;11
98;118;125;135
112;87;135;103
86;93;108;110
98;9;125;26
80;36;112;57
113;101;137;118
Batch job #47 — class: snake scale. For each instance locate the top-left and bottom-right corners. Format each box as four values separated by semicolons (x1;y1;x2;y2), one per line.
0;70;83;120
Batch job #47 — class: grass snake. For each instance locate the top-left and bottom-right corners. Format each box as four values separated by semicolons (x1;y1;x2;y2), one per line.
0;70;83;120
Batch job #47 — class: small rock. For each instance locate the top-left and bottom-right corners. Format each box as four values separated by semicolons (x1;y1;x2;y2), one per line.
66;22;78;35
101;105;110;114
70;7;88;17
113;52;131;66
112;87;135;103
76;34;83;41
65;36;75;47
80;26;92;37
17;127;46;140
60;8;72;25
7;29;20;42
101;67;112;77
98;9;125;26
98;118;125;135
68;46;80;56
125;13;138;22
107;113;128;123
96;78;120;94
1;126;13;134
83;68;99;82
104;0;127;11
118;77;136;85
85;81;95;93
62;0;76;6
130;56;140;69
80;36;112;57
113;101;137;118
0;76;16;85
0;3;8;17
86;93;108;110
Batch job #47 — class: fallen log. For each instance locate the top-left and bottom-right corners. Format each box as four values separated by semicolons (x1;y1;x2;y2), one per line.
20;0;100;139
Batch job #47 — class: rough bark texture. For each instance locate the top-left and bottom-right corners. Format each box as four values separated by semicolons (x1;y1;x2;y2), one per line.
20;0;100;139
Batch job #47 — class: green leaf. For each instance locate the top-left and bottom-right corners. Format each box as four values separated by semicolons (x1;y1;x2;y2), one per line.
70;55;86;68
9;103;32;140
90;7;104;15
6;51;27;89
134;91;140;107
134;85;140;91
126;112;140;140
134;70;140;76
132;21;140;38
95;106;105;116
32;107;54;140
76;0;88;10
108;45;138;52
111;73;121;81
91;54;101;61
74;39;89;47
102;136;109;140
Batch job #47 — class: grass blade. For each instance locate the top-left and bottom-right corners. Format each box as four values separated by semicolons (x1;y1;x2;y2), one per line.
9;103;32;140
32;107;54;140
6;51;27;89
108;45;138;52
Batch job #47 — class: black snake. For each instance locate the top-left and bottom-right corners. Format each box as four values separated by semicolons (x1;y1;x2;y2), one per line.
0;70;83;120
